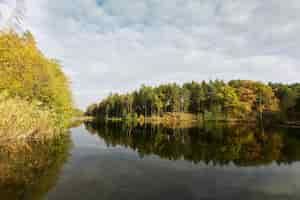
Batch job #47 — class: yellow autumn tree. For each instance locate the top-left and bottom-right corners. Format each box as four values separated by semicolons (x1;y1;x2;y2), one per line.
0;31;74;141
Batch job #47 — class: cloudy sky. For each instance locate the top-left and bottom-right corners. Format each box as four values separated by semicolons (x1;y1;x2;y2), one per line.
1;0;300;108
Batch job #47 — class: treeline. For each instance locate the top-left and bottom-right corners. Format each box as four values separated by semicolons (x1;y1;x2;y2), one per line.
86;80;300;122
0;31;75;142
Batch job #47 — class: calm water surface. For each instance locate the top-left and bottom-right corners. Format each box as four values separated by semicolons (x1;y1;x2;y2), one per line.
1;123;300;200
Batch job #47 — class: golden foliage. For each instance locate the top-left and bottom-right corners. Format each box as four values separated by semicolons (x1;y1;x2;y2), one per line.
0;31;74;129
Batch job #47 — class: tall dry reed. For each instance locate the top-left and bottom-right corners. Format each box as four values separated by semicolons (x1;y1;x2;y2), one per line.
0;97;59;146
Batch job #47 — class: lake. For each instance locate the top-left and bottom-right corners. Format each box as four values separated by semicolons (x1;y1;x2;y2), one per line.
1;122;300;200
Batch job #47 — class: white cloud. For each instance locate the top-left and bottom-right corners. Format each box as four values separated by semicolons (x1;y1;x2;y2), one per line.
0;0;25;31
3;0;300;108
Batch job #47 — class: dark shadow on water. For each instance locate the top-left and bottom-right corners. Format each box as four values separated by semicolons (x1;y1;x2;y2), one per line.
0;134;72;200
85;121;300;167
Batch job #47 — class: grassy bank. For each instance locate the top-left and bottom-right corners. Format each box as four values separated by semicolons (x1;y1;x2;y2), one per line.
98;112;300;129
142;112;200;128
101;112;257;128
0;97;62;146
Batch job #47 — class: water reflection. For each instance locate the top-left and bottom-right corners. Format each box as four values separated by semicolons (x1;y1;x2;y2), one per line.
85;122;300;166
0;135;71;200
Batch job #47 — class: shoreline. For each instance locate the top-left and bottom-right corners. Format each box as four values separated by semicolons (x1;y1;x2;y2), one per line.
88;112;300;129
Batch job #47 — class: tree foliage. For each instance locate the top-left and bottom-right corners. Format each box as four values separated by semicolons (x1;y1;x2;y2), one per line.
86;80;298;122
0;31;74;128
270;83;300;120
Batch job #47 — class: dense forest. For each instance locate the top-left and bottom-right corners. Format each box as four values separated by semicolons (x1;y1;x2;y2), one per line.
0;31;75;143
86;80;300;123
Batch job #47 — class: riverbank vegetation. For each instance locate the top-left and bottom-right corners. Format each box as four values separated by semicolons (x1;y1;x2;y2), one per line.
0;31;75;144
86;80;300;126
0;97;58;144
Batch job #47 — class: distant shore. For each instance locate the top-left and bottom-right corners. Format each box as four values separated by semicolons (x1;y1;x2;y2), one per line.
89;112;300;129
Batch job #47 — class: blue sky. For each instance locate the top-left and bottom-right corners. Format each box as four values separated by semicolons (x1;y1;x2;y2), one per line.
1;0;300;108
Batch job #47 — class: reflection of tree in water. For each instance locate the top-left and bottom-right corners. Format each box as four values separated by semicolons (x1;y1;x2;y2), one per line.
85;122;300;166
0;134;72;200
